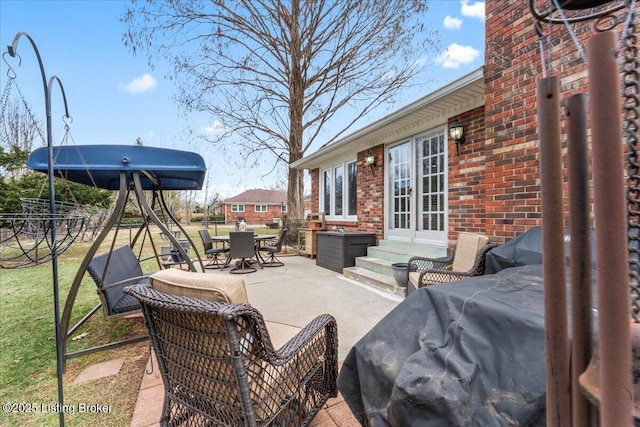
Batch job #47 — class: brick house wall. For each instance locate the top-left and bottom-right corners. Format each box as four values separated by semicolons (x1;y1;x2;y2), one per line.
482;2;637;241
307;2;636;245
356;145;385;239
309;146;385;240
225;205;285;225
308;114;484;244
310;169;319;212
448;106;488;239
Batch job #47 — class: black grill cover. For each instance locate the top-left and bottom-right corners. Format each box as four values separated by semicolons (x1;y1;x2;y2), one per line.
485;226;596;274
338;265;551;426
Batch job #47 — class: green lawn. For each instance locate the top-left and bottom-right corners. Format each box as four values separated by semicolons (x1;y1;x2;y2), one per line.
0;223;284;426
0;235;149;426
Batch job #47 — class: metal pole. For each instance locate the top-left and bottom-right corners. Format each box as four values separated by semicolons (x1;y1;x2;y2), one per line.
588;30;632;426
538;75;571;427
7;32;70;427
565;93;594;426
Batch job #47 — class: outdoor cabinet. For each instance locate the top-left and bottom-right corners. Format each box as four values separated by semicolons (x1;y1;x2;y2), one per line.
298;228;319;258
316;232;377;273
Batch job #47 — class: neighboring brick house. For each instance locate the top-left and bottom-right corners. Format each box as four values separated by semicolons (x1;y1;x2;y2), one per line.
223;189;287;225
292;1;637;249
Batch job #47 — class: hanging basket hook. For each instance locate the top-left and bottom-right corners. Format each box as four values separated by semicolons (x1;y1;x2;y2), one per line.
2;51;20;80
62;114;73;131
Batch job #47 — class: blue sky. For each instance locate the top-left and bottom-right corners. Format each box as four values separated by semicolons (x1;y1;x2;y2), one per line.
0;1;485;200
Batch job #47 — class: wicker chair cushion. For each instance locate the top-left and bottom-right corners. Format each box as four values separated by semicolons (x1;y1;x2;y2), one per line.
452;232;490;272
149;268;248;304
264;320;301;348
409;271;421;290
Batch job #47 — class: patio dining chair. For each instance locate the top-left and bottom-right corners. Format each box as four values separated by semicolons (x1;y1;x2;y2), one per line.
221;231;261;273
406;232;497;296
123;268;338;427
259;228;288;267
198;229;229;269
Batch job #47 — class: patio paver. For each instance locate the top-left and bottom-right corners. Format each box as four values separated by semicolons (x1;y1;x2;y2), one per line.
73;357;126;384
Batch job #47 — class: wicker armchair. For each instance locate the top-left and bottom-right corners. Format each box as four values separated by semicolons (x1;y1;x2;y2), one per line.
124;280;338;427
406;232;497;296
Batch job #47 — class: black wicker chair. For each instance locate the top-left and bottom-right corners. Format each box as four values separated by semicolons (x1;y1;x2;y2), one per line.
259;229;288;267
406;232;497;296
198;229;229;269
124;283;338;427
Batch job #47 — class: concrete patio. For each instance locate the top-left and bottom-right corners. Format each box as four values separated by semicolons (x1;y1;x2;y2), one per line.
129;254;403;426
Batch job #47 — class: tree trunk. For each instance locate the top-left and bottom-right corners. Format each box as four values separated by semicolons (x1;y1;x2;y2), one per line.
287;0;305;221
288;163;304;220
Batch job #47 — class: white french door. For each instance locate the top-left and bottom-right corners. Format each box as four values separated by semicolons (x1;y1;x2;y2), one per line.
386;127;448;246
414;129;448;245
387;141;413;241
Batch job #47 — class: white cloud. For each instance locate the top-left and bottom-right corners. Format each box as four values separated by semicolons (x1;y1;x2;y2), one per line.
119;73;157;94
461;1;485;21
203;119;225;135
444;15;463;30
435;43;480;69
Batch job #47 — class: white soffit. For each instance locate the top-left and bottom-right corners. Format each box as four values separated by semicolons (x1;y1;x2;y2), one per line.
293;67;485;170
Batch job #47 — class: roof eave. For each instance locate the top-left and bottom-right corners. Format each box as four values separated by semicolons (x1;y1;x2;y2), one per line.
292;66;485;170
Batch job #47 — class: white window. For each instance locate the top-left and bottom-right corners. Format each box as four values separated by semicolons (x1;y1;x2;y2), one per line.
231;204;245;212
320;160;357;220
255;205;267;212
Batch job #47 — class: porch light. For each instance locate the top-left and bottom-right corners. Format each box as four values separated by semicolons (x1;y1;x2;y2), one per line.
364;151;376;174
449;118;466;155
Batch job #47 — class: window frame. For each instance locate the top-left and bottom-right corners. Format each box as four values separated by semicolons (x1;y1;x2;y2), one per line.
231;204;245;212
319;158;358;221
254;204;268;213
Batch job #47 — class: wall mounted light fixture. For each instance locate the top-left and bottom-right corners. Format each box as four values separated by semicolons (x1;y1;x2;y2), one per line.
364;150;376;174
449;118;466;155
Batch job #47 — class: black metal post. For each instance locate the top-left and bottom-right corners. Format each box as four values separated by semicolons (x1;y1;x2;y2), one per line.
7;32;70;427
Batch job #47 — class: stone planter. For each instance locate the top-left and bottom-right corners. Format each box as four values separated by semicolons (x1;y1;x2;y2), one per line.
391;263;416;288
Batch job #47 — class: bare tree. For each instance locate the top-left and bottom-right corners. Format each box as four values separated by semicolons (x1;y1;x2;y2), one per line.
123;0;437;219
0;99;42;179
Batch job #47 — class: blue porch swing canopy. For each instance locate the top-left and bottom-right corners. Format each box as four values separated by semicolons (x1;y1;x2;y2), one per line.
27;145;206;190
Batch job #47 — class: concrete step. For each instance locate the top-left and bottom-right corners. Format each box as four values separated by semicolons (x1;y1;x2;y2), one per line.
377;239;447;258
343;266;406;297
345;241;444;298
366;246;419;264
355;256;395;276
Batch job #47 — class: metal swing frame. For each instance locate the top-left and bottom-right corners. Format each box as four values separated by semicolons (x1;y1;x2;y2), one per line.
60;170;205;363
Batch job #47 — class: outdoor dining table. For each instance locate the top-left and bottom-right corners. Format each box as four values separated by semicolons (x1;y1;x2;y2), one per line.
210;234;276;245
